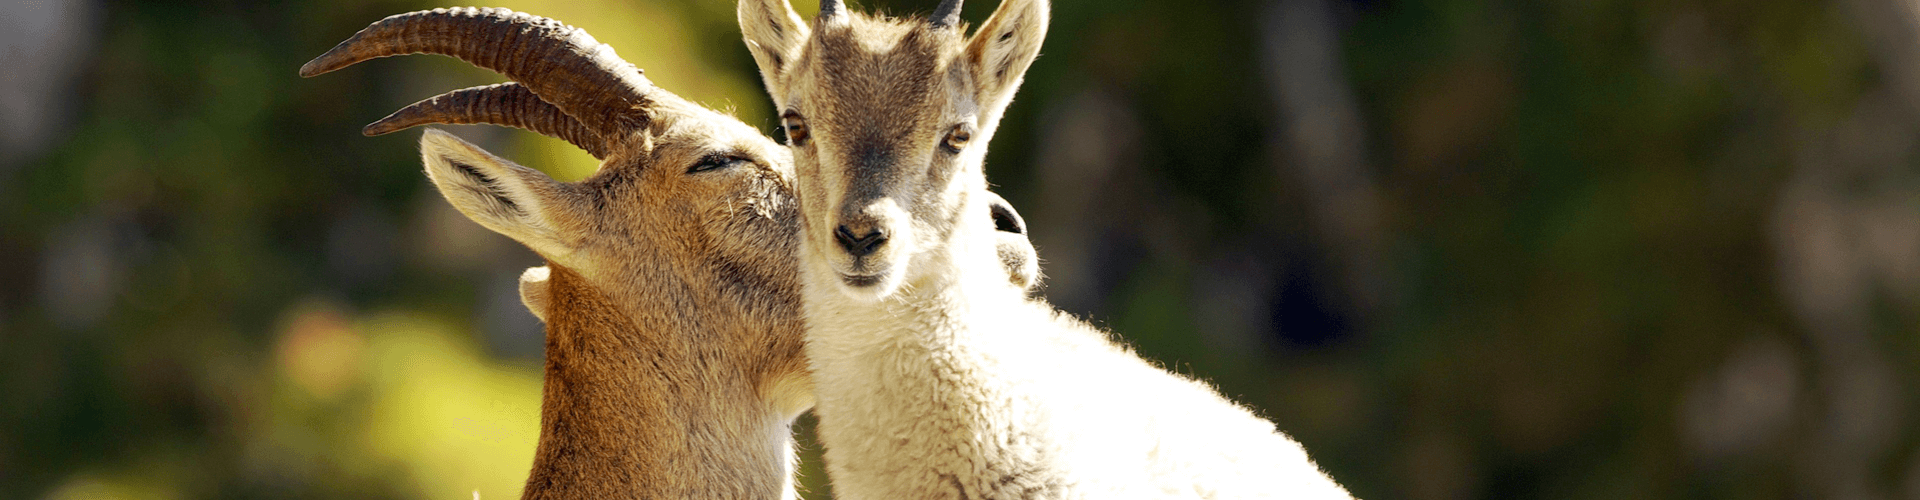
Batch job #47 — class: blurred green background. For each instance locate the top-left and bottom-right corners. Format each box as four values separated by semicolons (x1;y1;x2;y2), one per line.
3;0;1917;498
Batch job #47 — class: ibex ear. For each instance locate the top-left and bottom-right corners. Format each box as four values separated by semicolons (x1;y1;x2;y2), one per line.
984;191;1042;291
739;0;809;99
419;129;583;259
965;0;1049;122
519;266;551;323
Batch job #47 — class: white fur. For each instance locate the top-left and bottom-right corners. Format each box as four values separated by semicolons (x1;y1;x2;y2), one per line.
799;196;1355;499
741;0;1354;494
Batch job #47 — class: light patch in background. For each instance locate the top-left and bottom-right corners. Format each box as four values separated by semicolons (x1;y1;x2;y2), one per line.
274;299;365;402
1681;335;1800;462
41;472;180;500
0;0;100;171
242;305;542;499
39;446;200;500
356;313;541;500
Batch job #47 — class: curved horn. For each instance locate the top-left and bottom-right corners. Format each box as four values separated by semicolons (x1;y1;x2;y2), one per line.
818;0;844;20
300;7;653;135
364;83;611;159
930;0;963;28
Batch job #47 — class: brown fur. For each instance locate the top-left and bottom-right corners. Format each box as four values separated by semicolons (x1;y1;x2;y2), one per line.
523;263;804;499
416;88;812;499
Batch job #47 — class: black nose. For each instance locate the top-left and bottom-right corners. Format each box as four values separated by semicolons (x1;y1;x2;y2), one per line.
834;225;888;257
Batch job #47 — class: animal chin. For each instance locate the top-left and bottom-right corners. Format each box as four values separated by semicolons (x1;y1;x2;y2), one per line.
833;268;899;301
840;273;884;288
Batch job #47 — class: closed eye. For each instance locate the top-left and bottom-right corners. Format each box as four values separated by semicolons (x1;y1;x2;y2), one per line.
688;153;749;174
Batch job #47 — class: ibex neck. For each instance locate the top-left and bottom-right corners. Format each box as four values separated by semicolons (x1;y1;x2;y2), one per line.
523;264;796;500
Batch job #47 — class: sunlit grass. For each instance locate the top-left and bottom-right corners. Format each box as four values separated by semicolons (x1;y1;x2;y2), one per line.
355;312;542;500
241;300;545;499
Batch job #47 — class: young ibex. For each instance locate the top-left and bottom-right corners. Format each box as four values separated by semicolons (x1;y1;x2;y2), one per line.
739;0;1354;498
302;8;1040;499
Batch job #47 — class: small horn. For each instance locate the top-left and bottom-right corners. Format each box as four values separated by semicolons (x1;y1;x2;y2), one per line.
930;0;963;28
301;7;654;136
363;83;611;160
818;0;844;19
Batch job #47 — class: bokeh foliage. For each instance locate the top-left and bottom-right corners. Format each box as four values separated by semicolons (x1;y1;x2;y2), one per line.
1;0;1915;499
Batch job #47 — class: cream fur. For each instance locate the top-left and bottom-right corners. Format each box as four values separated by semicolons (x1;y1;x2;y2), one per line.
799;198;1354;499
737;0;1357;496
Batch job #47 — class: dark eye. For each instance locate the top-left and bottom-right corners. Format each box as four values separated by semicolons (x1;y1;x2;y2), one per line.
782;111;810;146
688;154;746;174
942;124;972;154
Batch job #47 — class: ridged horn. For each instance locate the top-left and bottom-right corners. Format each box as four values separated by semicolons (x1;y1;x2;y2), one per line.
300;7;654;135
930;0;963;28
818;0;844;20
364;83;611;160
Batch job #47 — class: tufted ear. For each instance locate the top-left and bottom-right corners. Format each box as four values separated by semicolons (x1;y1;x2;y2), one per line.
519;266;551;322
965;0;1049;127
419;129;585;260
738;0;809;100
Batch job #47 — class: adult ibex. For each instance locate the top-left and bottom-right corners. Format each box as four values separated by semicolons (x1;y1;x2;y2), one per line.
302;8;1041;499
738;0;1355;497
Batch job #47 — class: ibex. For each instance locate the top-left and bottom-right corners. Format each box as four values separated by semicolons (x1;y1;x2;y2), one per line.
738;0;1355;498
301;8;1040;499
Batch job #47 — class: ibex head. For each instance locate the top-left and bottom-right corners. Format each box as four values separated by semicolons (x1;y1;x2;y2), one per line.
303;8;811;496
740;0;1049;299
303;9;800;317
